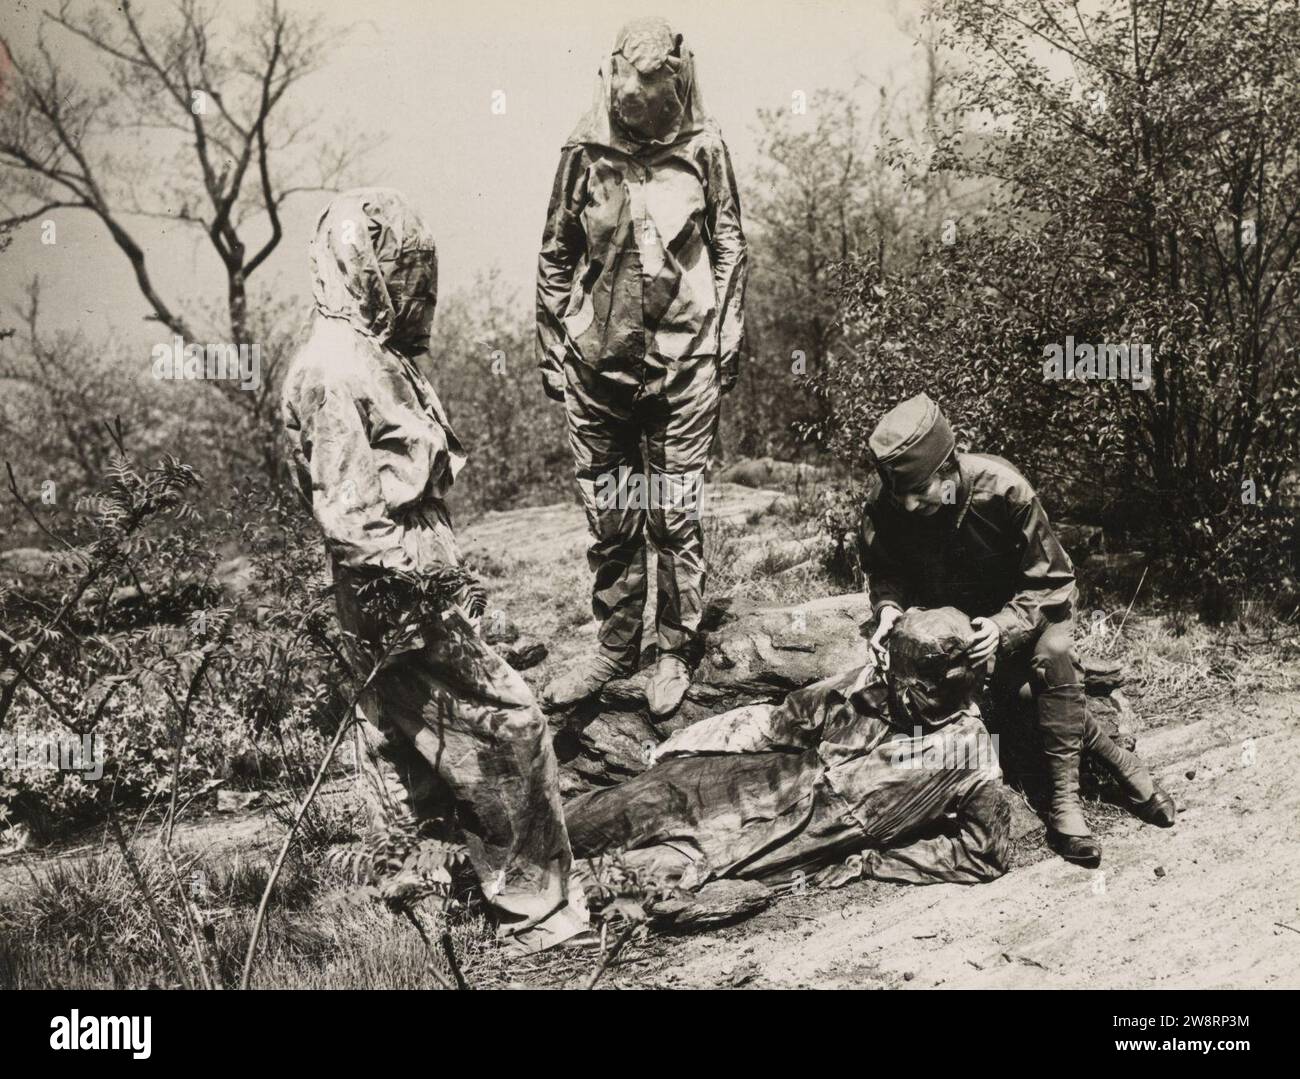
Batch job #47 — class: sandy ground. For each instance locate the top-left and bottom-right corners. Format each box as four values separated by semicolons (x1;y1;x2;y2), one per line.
592;686;1300;989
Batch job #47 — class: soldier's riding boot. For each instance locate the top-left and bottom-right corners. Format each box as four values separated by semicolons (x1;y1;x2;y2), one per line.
1126;779;1177;827
1031;619;1102;867
1083;713;1153;800
1044;751;1102;867
1082;715;1176;826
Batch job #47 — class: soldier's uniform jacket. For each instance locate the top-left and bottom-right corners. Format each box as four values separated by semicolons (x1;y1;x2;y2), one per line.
859;452;1078;654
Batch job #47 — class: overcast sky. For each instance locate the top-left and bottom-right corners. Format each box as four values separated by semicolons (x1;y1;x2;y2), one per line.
1;0;920;350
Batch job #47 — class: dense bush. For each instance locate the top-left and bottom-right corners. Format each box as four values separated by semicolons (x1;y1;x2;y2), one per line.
426;273;572;520
0;443;346;842
816;0;1300;607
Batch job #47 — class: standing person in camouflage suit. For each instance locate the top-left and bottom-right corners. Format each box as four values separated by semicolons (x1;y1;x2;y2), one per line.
536;17;748;718
281;188;589;952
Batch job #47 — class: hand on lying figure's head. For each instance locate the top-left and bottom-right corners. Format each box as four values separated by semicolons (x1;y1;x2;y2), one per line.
886;606;982;727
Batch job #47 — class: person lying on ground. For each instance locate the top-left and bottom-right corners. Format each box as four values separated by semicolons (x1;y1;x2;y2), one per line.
566;607;1013;896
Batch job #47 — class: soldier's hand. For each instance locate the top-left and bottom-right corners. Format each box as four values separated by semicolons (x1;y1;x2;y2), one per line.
869;605;903;663
967;617;1001;665
718;353;740;396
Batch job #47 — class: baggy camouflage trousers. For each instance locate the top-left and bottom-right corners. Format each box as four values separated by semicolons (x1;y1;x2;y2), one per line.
563;354;720;665
336;558;588;953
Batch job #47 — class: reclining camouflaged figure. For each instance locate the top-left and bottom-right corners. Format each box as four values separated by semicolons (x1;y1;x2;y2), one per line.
566;607;1014;890
568;606;1171;895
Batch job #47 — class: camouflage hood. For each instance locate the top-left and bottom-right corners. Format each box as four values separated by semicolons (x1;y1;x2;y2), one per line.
309;187;438;357
566;16;712;155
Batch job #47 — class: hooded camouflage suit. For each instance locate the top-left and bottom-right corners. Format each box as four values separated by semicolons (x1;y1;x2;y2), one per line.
566;608;1011;889
536;17;748;666
281;189;587;951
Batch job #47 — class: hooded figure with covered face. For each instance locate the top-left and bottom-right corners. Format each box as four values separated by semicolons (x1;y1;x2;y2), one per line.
536;17;748;717
281;188;589;953
565;608;1013;892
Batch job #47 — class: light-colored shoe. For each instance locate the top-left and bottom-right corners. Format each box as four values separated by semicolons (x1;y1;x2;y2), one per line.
646;654;691;718
542;652;632;711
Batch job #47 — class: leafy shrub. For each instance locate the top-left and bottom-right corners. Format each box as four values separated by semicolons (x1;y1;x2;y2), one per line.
815;0;1300;608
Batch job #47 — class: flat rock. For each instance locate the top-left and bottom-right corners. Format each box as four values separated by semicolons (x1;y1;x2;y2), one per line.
504;640;546;670
1082;655;1126;690
216;789;266;813
483;613;521;645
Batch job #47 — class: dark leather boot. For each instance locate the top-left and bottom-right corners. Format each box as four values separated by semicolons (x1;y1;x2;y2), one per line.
1128;779;1177;827
1047;827;1102;867
1046;754;1101;866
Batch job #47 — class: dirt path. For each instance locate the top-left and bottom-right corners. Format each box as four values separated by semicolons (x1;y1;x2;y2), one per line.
599;685;1300;989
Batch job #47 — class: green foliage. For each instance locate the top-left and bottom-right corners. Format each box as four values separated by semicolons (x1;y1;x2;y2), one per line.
429;272;571;518
818;0;1300;601
325;812;469;910
737;91;882;459
0;442;353;839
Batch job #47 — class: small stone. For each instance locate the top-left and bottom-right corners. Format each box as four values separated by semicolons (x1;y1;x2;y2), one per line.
1185;769;1196;780
1154;865;1166;878
217;789;264;813
483;615;521;645
903;970;915;981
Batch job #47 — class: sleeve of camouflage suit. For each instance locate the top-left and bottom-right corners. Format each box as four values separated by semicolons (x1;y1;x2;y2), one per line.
858;495;911;617
865;777;1011;885
294;380;420;575
702;140;748;391
988;491;1077;654
535;146;588;402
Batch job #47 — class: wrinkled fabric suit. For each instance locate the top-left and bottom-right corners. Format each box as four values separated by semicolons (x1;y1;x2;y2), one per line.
536;17;748;665
282;188;587;950
565;659;1011;889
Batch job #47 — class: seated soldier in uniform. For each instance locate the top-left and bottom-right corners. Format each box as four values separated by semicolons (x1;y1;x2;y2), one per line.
860;393;1175;866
